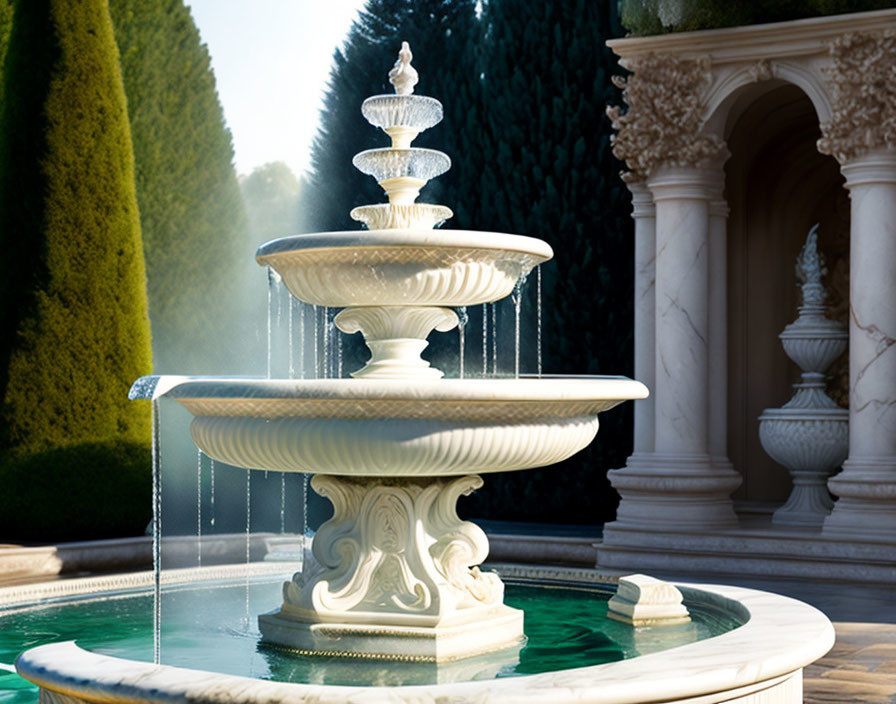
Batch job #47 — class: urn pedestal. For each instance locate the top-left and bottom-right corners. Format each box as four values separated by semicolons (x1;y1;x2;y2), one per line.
758;225;848;527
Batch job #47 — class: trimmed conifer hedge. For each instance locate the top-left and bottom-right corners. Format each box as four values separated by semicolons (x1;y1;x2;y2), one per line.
0;0;152;541
110;0;253;375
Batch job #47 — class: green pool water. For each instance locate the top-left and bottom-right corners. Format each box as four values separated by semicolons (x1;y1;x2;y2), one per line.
0;577;741;701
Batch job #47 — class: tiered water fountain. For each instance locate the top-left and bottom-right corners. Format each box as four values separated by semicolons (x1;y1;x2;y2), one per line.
9;44;835;704
146;42;647;662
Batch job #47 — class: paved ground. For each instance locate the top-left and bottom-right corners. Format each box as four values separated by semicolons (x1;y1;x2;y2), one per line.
672;575;896;704
804;622;896;703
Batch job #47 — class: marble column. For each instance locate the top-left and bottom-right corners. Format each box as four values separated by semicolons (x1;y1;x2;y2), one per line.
629;181;656;455
708;194;731;467
606;166;740;535
824;148;896;541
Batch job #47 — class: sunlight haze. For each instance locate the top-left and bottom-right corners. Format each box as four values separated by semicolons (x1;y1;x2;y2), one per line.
186;0;366;178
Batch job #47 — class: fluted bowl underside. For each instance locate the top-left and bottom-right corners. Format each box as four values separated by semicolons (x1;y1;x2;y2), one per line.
255;230;553;307
145;376;647;477
191;415;599;475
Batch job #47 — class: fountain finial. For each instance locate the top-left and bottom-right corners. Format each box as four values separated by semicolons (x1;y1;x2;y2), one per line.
795;223;826;307
388;41;418;95
796;223;824;285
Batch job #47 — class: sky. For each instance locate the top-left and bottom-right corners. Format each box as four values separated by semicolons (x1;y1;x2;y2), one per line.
185;0;366;179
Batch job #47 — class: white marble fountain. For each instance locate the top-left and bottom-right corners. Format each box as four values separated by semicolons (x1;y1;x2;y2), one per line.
142;42;647;663
10;44;835;704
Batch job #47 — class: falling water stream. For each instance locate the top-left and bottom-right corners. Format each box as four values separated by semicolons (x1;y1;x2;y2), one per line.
313;305;319;377
151;400;162;665
337;334;343;378
288;293;295;379
266;268;274;378
209;459;215;527
481;304;488;378
245;468;251;629
196;450;202;567
511;278;525;379
323;307;331;378
537;265;543;377
280;473;286;534
297;300;305;378
491;303;498;375
457;306;468;379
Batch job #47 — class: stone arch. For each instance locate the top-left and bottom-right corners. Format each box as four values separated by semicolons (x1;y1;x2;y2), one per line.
721;81;847;505
701;62;833;141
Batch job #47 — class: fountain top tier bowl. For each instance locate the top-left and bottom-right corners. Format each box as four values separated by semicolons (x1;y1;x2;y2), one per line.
255;229;553;308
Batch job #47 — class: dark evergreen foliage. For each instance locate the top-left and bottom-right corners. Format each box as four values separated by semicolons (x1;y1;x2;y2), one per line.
458;0;633;525
0;0;12;99
307;0;632;524
621;0;896;36
0;0;152;539
110;0;253;374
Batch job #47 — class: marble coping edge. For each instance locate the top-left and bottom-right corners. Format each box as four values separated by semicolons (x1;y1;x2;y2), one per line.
0;562;293;611
12;566;835;704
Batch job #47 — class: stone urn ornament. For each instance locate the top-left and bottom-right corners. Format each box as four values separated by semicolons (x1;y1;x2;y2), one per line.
759;224;848;527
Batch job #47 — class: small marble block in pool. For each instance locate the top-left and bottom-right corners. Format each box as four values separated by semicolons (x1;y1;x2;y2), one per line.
607;574;691;627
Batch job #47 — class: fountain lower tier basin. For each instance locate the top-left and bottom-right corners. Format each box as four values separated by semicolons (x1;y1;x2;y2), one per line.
254;229;553;307
7;568;834;704
132;376;648;476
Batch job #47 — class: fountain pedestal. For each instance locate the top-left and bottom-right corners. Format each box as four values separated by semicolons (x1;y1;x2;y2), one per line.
258;474;525;661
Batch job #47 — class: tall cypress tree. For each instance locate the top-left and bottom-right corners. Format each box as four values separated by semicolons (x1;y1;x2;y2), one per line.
461;0;633;525
110;0;253;374
0;0;153;540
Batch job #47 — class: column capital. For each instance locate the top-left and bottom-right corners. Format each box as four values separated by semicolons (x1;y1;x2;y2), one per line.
626;180;655;218
606;53;728;182
817;30;896;165
840;148;896;189
647;165;723;202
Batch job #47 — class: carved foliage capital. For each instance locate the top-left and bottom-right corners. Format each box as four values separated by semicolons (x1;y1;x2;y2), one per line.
606;54;727;181
818;31;896;164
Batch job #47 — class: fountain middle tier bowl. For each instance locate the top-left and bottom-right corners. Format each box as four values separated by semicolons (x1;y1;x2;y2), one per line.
144;376;647;476
255;229;553;307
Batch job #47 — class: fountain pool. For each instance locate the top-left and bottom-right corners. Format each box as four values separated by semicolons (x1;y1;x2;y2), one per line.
5;564;833;703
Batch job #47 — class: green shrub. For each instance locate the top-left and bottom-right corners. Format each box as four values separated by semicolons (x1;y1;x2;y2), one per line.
0;442;151;542
0;0;152;541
